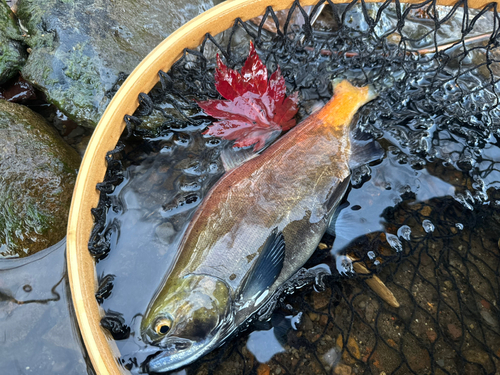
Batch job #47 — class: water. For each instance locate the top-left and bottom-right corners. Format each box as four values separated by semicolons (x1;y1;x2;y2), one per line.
0;239;93;374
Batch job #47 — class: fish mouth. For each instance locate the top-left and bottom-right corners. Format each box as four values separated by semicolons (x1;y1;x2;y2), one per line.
145;336;216;373
158;336;192;351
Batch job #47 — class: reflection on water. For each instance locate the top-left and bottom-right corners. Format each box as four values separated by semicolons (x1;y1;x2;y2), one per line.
247;329;286;363
331;155;457;254
0;239;93;374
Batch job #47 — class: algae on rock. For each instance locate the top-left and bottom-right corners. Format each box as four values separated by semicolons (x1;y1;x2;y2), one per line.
0;0;27;84
16;0;216;128
0;100;81;258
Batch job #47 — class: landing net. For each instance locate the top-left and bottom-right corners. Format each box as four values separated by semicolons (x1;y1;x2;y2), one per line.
90;1;500;374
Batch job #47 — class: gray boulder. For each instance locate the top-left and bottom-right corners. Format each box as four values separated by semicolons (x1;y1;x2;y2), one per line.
0;100;81;258
16;0;216;128
0;0;26;84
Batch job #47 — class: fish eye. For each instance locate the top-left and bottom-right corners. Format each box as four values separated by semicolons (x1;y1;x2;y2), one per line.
154;317;173;335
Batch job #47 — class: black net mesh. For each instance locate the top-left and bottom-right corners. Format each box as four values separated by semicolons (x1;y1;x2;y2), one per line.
89;1;500;374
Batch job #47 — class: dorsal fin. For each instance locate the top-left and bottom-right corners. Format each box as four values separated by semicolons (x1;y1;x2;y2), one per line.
238;228;286;302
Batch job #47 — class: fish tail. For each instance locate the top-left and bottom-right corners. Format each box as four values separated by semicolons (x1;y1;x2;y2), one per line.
316;79;377;130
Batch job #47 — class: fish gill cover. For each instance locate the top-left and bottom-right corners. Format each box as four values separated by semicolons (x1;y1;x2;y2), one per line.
89;0;500;374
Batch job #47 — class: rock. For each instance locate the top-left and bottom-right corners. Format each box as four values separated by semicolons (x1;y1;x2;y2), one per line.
426;329;437;343
365;299;379;322
480;309;498;328
420;205;432;216
16;0;216;128
257;363;270;375
309;312;319;322
463;349;490;368
336;335;361;364
319;314;329;326
0;0;26;83
408;349;431;372
447;323;462;340
318;242;328;250
312;287;331;310
480;299;491;310
333;364;352;375
321;347;341;369
0;100;80;257
300;312;313;332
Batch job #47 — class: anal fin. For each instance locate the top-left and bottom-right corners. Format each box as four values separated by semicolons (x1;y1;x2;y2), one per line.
349;137;385;170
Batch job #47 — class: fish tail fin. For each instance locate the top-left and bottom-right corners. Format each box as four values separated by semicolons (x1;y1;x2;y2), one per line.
331;78;377;102
316;79;377;130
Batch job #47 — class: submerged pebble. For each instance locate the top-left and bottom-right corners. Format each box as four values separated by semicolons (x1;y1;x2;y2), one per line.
322;347;341;369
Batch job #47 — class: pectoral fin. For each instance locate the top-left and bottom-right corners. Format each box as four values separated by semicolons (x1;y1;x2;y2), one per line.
238;228;286;302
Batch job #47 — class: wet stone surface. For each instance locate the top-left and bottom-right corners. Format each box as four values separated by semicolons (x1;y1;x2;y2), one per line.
0;0;26;84
0;100;81;258
16;0;217;128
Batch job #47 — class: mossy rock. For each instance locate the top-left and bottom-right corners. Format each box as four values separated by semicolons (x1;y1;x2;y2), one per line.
16;0;216;128
0;0;27;84
0;100;81;258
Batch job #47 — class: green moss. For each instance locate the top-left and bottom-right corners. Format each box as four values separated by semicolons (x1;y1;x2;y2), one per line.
0;100;81;258
61;44;99;86
22;45;102;127
16;0;56;48
0;0;27;83
0;0;22;39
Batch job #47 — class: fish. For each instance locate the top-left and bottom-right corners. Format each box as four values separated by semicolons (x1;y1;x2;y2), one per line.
140;79;380;372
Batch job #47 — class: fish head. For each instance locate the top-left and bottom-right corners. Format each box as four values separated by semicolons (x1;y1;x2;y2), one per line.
141;274;231;372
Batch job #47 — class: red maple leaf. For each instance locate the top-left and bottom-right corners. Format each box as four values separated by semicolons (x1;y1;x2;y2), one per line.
197;42;299;152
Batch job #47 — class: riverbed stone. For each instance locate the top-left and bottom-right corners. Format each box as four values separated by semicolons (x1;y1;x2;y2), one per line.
0;0;26;84
0;100;80;257
16;0;216;128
